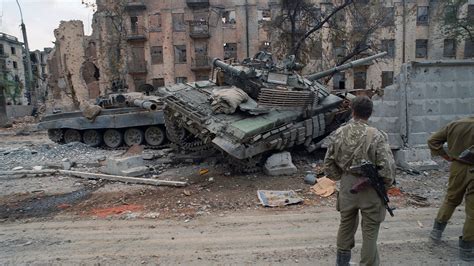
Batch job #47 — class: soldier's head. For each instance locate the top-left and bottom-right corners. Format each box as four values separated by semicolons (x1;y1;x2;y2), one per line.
351;96;373;121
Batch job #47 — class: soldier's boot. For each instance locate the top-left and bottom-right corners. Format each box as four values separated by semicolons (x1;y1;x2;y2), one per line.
336;249;351;266
430;220;447;243
459;236;474;261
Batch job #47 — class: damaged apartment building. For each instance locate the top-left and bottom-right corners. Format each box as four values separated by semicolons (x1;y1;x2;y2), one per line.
46;0;474;111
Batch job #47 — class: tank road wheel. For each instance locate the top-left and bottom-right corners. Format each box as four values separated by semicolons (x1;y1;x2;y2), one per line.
83;130;102;147
144;126;166;146
103;129;123;148
124;128;144;146
47;129;63;143
63;129;82;144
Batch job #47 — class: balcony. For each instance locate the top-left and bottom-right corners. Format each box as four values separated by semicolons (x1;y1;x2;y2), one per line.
191;56;211;71
126;26;147;42
186;0;209;9
125;0;146;11
128;60;148;75
189;21;210;38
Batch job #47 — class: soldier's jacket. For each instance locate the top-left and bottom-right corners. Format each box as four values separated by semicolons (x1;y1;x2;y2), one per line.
428;116;474;161
324;119;395;187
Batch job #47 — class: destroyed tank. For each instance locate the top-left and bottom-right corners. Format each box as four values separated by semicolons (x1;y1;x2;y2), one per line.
158;51;387;171
38;92;167;148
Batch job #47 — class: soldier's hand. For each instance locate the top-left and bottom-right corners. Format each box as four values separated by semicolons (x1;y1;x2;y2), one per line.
442;155;453;161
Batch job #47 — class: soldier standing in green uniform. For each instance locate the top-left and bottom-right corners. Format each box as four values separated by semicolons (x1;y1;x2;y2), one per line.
428;116;474;261
324;96;395;266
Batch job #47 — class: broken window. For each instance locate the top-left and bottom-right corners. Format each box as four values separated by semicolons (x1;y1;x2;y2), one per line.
150;46;163;65
194;42;209;66
444;5;457;20
333;72;346;90
468;5;474;20
415;39;428;58
10;46;16;55
443;39;456;58
353;71;366;89
175;77;187;84
12;61;17;69
258;9;271;24
381;39;395;58
130;16;139;33
381;71;394;88
417;6;429;25
0;60;6;71
172;13;186;32
149;13;162;32
309;39;322;60
152;78;165;88
383;7;395;26
223;43;237;60
465;39;474;58
133;78;146;91
174;45;187;64
333;39;346;59
222;10;236;25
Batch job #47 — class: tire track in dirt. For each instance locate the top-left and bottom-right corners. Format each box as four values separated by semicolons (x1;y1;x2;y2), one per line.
0;207;470;265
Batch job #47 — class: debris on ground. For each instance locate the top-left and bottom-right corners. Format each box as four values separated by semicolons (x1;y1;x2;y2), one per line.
304;173;317;185
257;190;303;207
264;152;297;176
311;177;336;197
62;170;187;187
91;204;144;218
103;155;149;177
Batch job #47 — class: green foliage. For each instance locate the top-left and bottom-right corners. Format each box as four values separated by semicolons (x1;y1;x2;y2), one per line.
440;0;473;42
0;74;23;105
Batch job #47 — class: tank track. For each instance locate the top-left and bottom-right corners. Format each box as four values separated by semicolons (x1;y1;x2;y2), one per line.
225;154;263;174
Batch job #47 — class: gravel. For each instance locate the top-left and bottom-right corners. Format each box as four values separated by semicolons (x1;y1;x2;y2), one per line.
0;142;115;171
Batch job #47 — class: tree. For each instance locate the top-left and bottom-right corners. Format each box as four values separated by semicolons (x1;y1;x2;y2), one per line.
271;0;391;69
437;0;474;42
0;83;9;127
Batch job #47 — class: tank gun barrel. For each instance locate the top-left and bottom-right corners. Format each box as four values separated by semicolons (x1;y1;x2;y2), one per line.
306;52;388;81
212;58;247;78
133;99;158;111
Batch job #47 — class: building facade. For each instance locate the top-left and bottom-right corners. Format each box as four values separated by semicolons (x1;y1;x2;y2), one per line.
31;48;52;105
46;0;473;113
0;32;27;105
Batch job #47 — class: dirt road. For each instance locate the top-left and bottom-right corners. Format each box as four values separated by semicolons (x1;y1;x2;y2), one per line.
1;207;469;265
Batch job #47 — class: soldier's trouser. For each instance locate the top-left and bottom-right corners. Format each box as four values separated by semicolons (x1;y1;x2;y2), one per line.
337;175;386;266
436;161;474;241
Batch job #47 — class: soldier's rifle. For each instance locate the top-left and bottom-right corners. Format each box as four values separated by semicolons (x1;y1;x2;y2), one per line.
349;160;395;217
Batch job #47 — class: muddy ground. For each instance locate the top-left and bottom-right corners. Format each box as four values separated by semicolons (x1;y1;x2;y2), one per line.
0;126;466;265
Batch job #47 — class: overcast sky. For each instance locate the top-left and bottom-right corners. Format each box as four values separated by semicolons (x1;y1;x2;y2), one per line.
0;0;94;50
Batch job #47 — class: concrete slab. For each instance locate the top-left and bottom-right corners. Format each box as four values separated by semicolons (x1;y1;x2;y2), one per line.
394;148;439;171
264;151;297;176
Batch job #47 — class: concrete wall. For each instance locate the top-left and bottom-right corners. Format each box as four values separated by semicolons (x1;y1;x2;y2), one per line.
6;105;34;119
371;60;474;149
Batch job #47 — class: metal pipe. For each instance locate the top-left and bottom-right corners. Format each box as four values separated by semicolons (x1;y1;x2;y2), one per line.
16;0;35;107
306;52;388;81
133;99;158;111
212;58;247;78
245;0;250;58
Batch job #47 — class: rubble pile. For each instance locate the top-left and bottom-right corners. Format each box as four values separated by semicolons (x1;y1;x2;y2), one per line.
0;142;111;171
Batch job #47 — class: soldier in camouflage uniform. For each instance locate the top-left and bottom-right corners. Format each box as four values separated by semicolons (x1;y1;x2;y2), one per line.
324;96;395;266
427;116;474;261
